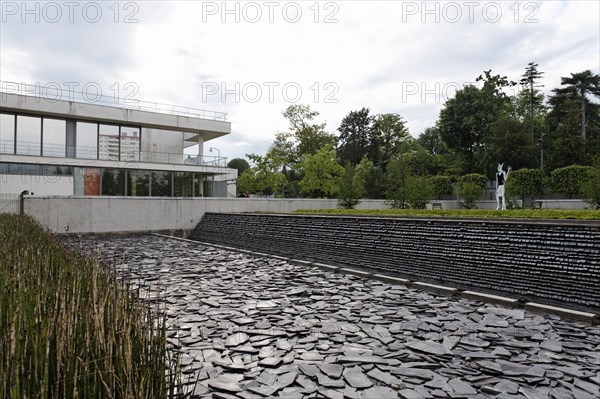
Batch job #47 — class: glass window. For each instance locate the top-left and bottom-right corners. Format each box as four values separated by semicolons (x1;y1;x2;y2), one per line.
0;113;15;154
41;165;72;176
151;171;172;197
174;172;193;197
76;122;98;159
43;118;66;157
102;169;126;196
120;126;140;161
0;163;40;175
99;124;120;161
194;174;206;197
16;115;42;155
127;170;149;196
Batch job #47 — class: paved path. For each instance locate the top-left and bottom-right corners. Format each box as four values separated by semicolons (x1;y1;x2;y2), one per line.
71;234;600;399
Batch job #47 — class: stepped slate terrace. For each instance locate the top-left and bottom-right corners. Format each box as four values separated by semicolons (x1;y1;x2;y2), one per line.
67;234;600;399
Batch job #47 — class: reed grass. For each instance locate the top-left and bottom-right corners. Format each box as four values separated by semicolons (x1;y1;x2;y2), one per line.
0;215;182;398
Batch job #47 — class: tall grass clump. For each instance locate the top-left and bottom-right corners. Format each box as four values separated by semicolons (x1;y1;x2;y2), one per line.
0;215;182;398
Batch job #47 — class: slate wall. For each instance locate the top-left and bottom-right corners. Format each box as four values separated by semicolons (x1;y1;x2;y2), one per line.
190;213;600;311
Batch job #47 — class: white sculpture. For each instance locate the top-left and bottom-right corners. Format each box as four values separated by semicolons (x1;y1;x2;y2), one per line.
496;163;511;210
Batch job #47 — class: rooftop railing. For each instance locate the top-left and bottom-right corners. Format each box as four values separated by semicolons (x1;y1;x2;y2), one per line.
0;80;228;121
0;140;229;168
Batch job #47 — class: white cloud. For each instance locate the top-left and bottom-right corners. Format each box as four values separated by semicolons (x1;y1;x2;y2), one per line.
1;0;598;162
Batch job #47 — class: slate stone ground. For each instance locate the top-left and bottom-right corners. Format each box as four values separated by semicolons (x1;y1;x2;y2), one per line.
66;234;600;399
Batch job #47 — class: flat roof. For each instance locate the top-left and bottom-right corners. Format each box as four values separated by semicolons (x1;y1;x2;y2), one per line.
1;90;231;141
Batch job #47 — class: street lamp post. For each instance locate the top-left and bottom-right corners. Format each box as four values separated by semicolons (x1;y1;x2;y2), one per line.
209;147;220;166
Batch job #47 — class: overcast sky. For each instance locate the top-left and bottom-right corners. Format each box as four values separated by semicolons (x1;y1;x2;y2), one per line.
1;1;599;161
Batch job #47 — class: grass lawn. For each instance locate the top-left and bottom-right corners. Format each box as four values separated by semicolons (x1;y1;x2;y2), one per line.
293;208;600;220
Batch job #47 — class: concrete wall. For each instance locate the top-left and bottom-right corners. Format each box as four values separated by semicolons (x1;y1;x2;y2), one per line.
191;213;600;312
22;196;595;234
23;196;378;234
1;174;73;195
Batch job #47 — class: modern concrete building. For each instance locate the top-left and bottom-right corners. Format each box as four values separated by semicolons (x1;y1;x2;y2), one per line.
0;82;237;197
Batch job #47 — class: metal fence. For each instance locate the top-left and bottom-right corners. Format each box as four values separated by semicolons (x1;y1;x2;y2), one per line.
0;194;20;215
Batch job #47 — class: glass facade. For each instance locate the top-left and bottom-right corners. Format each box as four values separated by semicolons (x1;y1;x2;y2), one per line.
42;118;66;157
174;172;194;197
0;113;15;154
101;169;126;196
16;115;42;155
127;170;149;196
120;126;140;161
151;171;171;197
99;124;120;161
76;122;98;159
2;161;219;197
0;111;225;197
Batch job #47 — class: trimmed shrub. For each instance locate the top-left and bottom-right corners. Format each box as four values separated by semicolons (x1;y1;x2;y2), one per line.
551;165;593;199
506;168;543;207
457;174;487;209
429;175;454;199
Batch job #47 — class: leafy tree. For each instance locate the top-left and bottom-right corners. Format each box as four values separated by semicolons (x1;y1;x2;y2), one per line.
457;173;487;209
582;157;600;209
429;176;454;200
456;182;483;209
551;165;593;199
353;156;385;199
369;113;410;168
227;158;250;177
459;173;488;189
385;156;413;209
488;114;537;171
439;70;516;173
282;104;335;157
337;108;374;166
407;176;433;209
418;127;447;155
268;132;296;172
237;168;256;194
337;164;362;209
241;153;287;196
505;168;543;206
299;144;344;198
385;155;432;209
438;84;483;170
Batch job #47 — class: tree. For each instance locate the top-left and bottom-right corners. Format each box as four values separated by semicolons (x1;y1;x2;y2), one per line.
384;155;432;209
282;104;335;157
385;156;413;209
227;158;250;177
337;108;374;166
353;156;385;199
439;70;516;173
337;164;362;209
369;113;410;168
505;168;543;207
438;84;483;170
582;157;600;209
299;144;344;198
429;175;454;200
554;70;600;140
551;165;593;199
418;127;447;155
519;62;545;142
241;153;287;196
457;174;487;209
